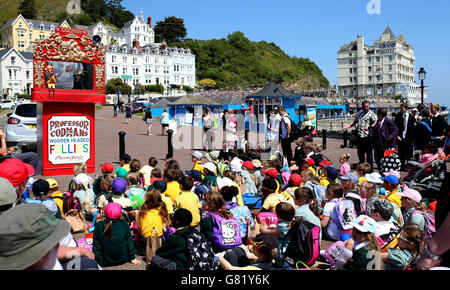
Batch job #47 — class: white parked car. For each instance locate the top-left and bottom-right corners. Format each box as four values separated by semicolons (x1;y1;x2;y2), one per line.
4;103;37;147
0;100;16;109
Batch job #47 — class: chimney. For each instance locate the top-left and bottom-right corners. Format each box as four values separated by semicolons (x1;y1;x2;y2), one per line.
147;16;152;28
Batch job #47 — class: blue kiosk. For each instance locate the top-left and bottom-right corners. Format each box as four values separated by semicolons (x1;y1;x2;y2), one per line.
245;82;301;132
167;95;221;127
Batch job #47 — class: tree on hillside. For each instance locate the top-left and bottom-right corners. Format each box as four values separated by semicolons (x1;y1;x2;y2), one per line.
18;0;37;19
154;16;187;44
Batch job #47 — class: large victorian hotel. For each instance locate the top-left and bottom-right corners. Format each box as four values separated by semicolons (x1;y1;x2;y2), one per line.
337;26;427;105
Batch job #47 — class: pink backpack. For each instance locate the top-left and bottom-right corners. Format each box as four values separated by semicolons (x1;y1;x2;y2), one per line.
408;210;436;242
257;212;278;227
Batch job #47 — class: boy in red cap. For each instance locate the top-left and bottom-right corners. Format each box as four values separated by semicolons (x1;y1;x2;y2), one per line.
0;158;35;200
240;161;258;195
93;163;115;197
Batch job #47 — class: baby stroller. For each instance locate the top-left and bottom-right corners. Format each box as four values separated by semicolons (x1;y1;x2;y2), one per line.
302;126;315;143
405;155;448;192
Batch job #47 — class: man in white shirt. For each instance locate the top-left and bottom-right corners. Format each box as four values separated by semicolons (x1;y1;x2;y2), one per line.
279;106;293;163
267;109;282;155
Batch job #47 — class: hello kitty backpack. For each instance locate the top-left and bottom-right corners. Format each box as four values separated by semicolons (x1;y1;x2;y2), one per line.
206;212;242;250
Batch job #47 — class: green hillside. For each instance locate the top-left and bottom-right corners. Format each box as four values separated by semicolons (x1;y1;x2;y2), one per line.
181;31;329;90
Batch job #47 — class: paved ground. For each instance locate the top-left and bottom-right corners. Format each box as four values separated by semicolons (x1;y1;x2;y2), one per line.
0;106;419;270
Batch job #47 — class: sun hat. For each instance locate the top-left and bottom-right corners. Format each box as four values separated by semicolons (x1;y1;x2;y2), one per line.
32;179;50;197
340;172;359;184
262;168;278;179
192;151;203;159
72;173;91;189
115;167;128;179
242;161;255;170
230;159;243;172
0;177;17;207
217;177;235;189
153;179;167;193
252;159;263;168
111;178;127;194
0;158;35;187
185;170;203;182
46;178;59;189
350;215;377;234
0;203;70;270
325;166;339;180
104;202;123;219
205;151;220;163
365;172;383;184
202;163;216;174
380;175;399;186
289;173;302;186
100;163;114;173
397;186;422;204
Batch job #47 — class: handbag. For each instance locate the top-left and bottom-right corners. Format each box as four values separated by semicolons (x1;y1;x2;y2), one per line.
64;209;88;233
145;228;163;263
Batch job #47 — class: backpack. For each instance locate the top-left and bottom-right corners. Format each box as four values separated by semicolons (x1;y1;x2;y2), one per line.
280;115;302;141
407;210;436;242
256;212;279;227
226;202;254;239
305;181;327;208
377;223;402;253
242;193;264;209
206;212;242;250
345;191;367;215
179;228;218;270
42;198;63;219
277;219;321;267
331;198;357;236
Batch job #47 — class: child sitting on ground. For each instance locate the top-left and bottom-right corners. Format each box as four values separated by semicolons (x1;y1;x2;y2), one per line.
320;183;346;241
260;202;295;244
380;225;424;270
338;215;382;270
32;179;63;219
339;154;351;177
240;161;258;195
356;163;371;186
149;167;163;185
46;178;65;217
140;157;158;187
93;202;141;267
294;187;322;244
380;174;402;208
97;178;133;213
174;175;201;228
259;178;288;213
320;166;339;188
125;172;147;211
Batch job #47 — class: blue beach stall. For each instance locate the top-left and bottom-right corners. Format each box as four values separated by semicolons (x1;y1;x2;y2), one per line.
167;95;222;126
245;82;301;132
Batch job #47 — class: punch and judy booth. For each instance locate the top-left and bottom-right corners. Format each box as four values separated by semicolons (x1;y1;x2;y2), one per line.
31;27;105;175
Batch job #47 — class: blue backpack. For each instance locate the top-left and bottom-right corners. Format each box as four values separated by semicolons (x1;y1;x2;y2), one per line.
225;202;254;239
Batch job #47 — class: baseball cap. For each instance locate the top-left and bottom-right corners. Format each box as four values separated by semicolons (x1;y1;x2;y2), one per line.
111;178;127;194
350;215;377;234
242;161;255;170
398;187;422;203
319;160;332;167
0;177;17;207
153;179;167;193
185;170;203;182
380;175;399;186
365;172;383;184
32;179;50;197
262;168;278;179
120;153;131;162
0;158;35;187
251;233;278;257
101;163;114;173
289;173;302;186
340;172;360;184
46;178;58;189
192;151;203;159
104;202;123;219
115;167;128;179
325;166;339;180
0;203;70;270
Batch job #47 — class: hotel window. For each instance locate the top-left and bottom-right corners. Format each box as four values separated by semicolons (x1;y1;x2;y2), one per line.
123;68;127;75
11;56;16;65
349;68;352;73
389;65;392;71
376;57;380;62
133;58;137;64
368;76;372;82
26;70;30;79
389;55;393;62
19;22;23;28
40;24;44;31
368;66;372;72
349;77;353;83
29;33;32;41
389;74;393;81
368;57;372;63
349;59;352;64
111;55;116;63
8;69;12;79
376;75;381;82
123;56;127;63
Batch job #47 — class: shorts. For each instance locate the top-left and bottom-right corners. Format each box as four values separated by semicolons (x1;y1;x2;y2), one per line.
126;113;132;118
146;118;152;124
162;123;169;128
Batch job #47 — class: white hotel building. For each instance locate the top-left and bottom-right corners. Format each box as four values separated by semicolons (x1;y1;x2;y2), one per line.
103;11;196;90
337;26;427;105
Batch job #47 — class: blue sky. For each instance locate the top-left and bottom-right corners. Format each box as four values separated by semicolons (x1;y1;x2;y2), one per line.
122;0;450;106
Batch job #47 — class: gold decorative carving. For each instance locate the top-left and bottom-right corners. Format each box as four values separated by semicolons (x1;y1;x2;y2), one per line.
95;64;104;89
34;61;45;88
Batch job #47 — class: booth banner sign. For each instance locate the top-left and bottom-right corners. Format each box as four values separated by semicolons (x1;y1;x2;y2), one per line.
48;116;91;164
307;106;317;135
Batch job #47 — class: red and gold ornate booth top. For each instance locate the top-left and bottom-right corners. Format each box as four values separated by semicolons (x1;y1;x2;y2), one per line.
31;27;105;104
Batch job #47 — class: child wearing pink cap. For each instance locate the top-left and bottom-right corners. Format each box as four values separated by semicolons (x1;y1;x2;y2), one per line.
93;202;141;267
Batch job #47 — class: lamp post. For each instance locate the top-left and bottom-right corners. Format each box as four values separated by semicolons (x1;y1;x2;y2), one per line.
418;67;426;105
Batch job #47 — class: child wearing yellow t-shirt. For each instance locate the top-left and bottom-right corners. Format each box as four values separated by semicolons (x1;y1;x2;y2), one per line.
174;176;201;228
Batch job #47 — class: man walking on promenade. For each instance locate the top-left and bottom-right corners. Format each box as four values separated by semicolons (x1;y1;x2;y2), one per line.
343;100;377;171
